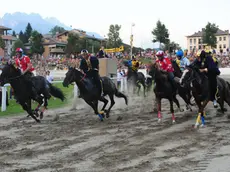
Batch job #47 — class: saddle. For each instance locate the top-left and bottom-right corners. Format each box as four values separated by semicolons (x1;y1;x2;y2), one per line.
83;77;104;93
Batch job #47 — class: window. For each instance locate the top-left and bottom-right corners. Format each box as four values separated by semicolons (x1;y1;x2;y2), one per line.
224;44;226;48
194;39;196;44
194;46;196;50
219;37;222;41
10;40;12;45
198;39;202;44
219;44;222;49
190;39;192;44
224;37;226;41
199;45;202;49
190;46;193;51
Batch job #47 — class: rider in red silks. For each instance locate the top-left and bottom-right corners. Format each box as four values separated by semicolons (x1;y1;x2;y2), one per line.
155;50;176;89
14;48;39;101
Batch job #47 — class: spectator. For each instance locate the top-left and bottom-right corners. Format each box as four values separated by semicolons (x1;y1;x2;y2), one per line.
117;67;124;88
46;71;54;83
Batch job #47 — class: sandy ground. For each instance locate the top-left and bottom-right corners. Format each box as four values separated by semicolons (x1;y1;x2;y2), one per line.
1;92;230;172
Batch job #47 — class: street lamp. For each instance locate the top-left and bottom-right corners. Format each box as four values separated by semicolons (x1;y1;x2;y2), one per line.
130;23;135;59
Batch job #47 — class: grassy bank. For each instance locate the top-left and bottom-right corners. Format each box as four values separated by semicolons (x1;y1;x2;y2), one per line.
1;83;74;117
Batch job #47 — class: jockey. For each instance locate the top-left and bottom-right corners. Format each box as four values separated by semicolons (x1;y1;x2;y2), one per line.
79;49;103;97
131;55;140;72
155;50;176;89
14;48;39;100
192;49;220;108
176;50;190;72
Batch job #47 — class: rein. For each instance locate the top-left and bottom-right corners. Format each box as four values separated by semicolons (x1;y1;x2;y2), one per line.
80;73;86;82
7;75;23;81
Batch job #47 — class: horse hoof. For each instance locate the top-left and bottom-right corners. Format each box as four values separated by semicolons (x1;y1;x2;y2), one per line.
36;119;41;123
200;124;206;128
180;109;184;112
98;114;104;121
158;118;162;123
106;114;110;118
193;123;199;129
172;120;176;124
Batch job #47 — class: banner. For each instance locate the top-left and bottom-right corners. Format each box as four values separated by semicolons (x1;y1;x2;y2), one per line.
104;46;124;53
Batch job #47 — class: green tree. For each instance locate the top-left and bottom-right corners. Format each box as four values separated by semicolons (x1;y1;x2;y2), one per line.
65;33;80;56
202;22;219;48
19;30;26;43
107;24;122;48
11;39;25;56
165;41;181;52
25;23;33;43
12;30;16;37
0;36;5;49
88;39;101;53
152;20;170;46
50;26;66;36
30;30;44;55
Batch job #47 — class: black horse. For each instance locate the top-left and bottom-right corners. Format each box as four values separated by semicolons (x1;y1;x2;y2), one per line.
62;68;128;121
149;63;194;123
150;59;194;112
180;66;230;128
0;64;65;122
123;60;146;97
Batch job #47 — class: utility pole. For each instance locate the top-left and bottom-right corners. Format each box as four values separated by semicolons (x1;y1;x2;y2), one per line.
130;23;135;59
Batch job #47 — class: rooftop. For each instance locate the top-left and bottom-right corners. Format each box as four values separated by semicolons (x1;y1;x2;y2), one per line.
57;29;104;41
0;26;11;30
43;37;67;46
187;28;229;37
1;35;17;40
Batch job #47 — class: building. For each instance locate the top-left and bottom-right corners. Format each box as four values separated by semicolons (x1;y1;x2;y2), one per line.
24;34;67;58
24;29;105;58
0;26;17;58
186;28;230;54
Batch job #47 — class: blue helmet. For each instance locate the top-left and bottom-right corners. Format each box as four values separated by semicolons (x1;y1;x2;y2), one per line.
176;50;184;57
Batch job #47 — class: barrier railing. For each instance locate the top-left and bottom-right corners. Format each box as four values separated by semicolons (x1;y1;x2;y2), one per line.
1;77;127;112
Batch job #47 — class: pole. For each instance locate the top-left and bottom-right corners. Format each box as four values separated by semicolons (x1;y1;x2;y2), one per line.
130;24;133;59
1;86;7;112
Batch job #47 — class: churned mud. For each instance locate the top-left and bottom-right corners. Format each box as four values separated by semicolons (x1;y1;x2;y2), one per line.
1;93;230;172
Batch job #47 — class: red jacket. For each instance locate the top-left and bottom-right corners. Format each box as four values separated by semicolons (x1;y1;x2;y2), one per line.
15;55;34;72
156;58;174;72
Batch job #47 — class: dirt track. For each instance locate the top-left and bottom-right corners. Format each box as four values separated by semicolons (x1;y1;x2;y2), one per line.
1;94;230;172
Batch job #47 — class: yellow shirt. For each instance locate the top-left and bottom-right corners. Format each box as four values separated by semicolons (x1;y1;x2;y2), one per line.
131;60;139;71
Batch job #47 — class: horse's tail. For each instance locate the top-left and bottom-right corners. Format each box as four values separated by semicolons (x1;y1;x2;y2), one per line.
115;89;128;105
48;83;65;101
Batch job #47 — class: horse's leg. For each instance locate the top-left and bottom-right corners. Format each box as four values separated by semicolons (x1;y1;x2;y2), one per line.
104;94;115;118
85;100;103;121
217;92;226;113
39;97;48;120
178;89;192;112
141;80;146;97
199;99;209;127
169;99;176;124
99;96;109;112
156;97;162;123
172;95;184;112
136;82;141;96
21;101;40;123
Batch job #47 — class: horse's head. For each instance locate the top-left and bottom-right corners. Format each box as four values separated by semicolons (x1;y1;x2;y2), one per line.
0;63;21;86
62;67;82;87
179;67;193;87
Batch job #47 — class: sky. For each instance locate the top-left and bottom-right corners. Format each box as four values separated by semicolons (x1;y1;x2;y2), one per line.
1;0;230;49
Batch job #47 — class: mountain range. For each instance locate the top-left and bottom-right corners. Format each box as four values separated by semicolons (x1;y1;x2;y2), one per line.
0;12;104;39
